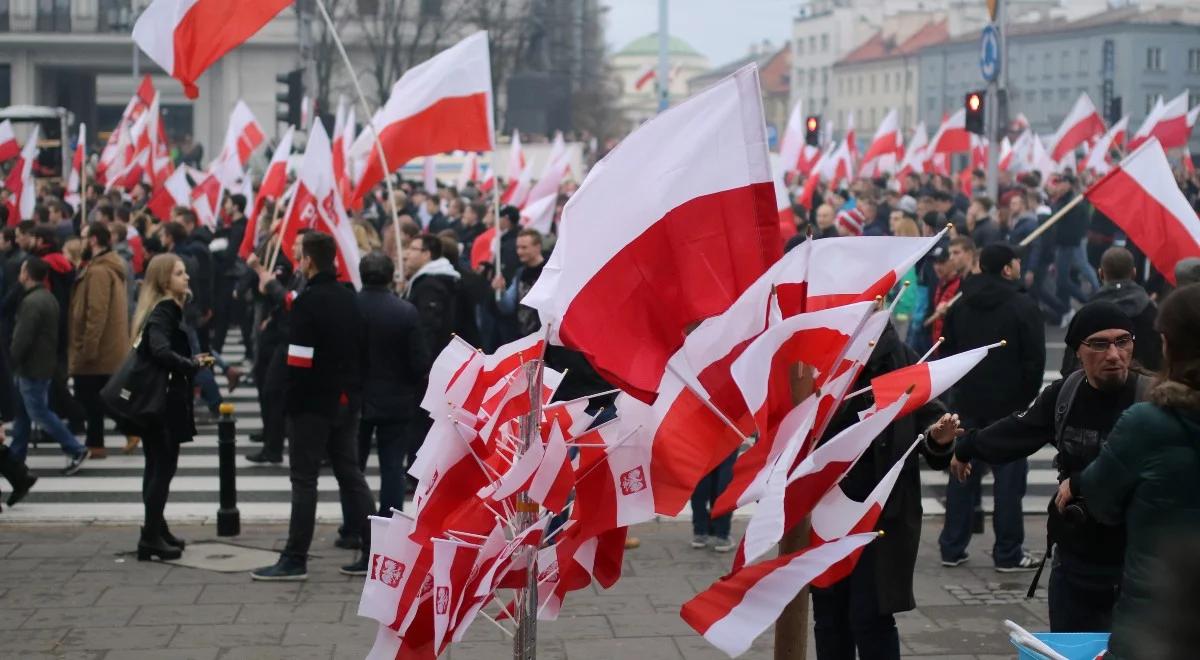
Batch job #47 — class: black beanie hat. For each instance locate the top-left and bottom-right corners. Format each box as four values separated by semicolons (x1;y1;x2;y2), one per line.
979;243;1019;275
1065;301;1134;350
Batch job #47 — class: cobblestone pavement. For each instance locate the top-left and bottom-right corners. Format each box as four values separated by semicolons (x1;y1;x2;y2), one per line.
0;517;1050;659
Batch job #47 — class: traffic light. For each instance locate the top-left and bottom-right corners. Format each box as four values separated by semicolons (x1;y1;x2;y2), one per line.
276;69;304;127
964;90;985;135
805;115;821;147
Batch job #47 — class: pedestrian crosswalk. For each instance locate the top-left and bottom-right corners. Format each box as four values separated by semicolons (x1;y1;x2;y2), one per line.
2;337;1065;524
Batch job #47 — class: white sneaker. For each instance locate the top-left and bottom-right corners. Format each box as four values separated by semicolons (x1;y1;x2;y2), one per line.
690;535;708;549
711;537;735;553
995;552;1041;573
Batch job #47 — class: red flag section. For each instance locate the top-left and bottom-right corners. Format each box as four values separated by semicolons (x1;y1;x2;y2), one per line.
242;126;294;259
524;64;781;403
1085;138;1200;285
1049;93;1106;161
132;0;292;99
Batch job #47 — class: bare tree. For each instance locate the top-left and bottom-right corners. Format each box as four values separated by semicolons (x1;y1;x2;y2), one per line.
356;0;474;106
462;0;530;123
307;0;353;117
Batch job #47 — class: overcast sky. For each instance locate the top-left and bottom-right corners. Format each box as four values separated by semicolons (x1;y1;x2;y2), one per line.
603;0;799;66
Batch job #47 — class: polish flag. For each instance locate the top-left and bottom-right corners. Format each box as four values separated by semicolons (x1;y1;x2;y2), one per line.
772;163;797;241
352;31;494;201
5;126;40;222
470;225;496;270
0;120;19;162
522;64;781;403
279;122;362;288
455;151;480;190
519;193;556;235
570;409;656;539
506;129;526;181
1049;93;1106;162
778;100;806;173
929;108;970;155
1130;92;1191;151
478;164;495;193
796;144;822;176
500;154;533;207
146;166;192;221
357;513;424;625
241;126;294;259
430;537;482;652
870;345;991;418
526;420;575;513
633;63;657;91
896;122;928;183
1085;138;1200;285
859;109;901;173
525;133;571;205
64;124;86;211
190;171;222;230
331;97;356;205
212;100;265;187
132;0;292;99
845;111;859;164
682;532;878;658
808;434;925;589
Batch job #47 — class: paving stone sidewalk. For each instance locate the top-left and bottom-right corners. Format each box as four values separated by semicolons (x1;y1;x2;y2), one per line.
0;517;1049;659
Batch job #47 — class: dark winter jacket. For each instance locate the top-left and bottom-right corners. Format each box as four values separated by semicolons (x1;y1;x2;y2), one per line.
1006;212;1038;246
406;257;462;356
1089;280;1161;371
970;216;1003;248
10;285;59;380
139;298;198;443
357;286;431;422
941;273;1045;423
31;248;75;355
1052;193;1090;246
175;234;213;316
814;323;950;614
285;271;365;418
1077;381;1200;659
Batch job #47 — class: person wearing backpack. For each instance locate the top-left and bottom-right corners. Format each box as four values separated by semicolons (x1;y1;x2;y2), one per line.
948;300;1150;632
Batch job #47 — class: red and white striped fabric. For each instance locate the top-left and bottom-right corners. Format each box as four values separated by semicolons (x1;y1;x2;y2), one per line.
526;420;575;513
523;64;781;403
681;532;878;658
772;163;797;242
1049;93;1106;162
189;171;221;230
455;151;480;190
64;124;86;211
430;536;482;653
146;166;191;221
500;153;533;207
212;100;265;187
835;207;865;236
929;108;970;155
570;406;656;537
519;194;556;235
1085;138;1200;285
633;63;656;91
870;345;991;418
778;100;806;174
525;133;571;205
5;126;40;222
286;343;313;368
1130;92;1191;151
357;512;424;624
505;129;526;183
859;108;901;174
352;31;494;201
241;126;294;259
896;122;929;183
331;97;355;203
0;120;18;163
278;122;362;288
132;0;291;99
807;434;925;589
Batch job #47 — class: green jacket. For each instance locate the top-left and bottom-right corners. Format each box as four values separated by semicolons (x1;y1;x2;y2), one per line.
1077;381;1200;659
11;284;60;380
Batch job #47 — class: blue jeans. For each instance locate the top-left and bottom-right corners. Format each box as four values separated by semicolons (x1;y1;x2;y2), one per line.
1055;242;1100;307
185;324;221;413
1030;241;1069;318
939;456;1028;566
9;377;86;462
691;452;736;539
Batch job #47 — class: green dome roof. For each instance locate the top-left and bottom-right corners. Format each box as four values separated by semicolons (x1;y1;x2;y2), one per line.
616;33;702;58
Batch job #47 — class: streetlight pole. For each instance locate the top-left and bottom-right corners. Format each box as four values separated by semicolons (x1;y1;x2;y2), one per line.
656;0;669;113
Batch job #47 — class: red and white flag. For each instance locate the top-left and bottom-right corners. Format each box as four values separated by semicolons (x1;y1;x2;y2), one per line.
772;163;797;242
929;108;970;155
331;97;356;205
523;64;781;403
279;122;362;288
65;124;86;211
455;151;480;190
870;345;991;418
352;31;494;200
0;120;19;163
212;100;265;187
525;133;571;205
778;100;806;173
5;126;40;222
519;194;557;235
132;0;291;99
357;513;424;625
633;63;657;91
146;166;192;221
859;108;901;174
681;532;878;658
896;122;929;183
1085;138;1200;285
506;129;526;182
241;126;294;259
1049;93;1106;162
1130;91;1191;151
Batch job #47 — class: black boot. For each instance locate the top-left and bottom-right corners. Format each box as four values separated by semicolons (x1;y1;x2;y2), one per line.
0;446;37;507
161;523;186;550
138;526;182;561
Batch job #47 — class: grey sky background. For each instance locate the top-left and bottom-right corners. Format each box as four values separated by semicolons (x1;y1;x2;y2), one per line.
603;0;800;66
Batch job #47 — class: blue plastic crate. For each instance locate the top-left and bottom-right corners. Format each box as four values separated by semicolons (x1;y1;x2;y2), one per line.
1012;632;1109;660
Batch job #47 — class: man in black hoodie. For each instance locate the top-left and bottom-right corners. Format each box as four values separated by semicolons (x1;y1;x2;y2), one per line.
1083;247;1160;372
1049;174;1100;319
937;243;1045;572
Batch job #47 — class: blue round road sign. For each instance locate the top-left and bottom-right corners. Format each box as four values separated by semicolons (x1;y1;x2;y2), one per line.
980;25;1000;82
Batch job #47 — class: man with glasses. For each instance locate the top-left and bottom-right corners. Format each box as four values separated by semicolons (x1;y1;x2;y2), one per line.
947;300;1150;632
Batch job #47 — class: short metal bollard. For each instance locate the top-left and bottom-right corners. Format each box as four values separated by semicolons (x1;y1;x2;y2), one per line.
216;403;241;537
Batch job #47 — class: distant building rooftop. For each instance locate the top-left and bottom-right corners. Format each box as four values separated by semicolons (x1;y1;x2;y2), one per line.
836;20;949;66
615;33;703;58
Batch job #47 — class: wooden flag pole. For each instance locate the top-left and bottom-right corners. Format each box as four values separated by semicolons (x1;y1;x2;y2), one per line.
266;186;297;274
491;150;503;300
312;0;403;272
775;362;815;660
1018;192;1084;247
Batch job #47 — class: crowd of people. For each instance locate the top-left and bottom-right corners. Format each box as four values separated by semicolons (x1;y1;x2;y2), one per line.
0;144;1197;658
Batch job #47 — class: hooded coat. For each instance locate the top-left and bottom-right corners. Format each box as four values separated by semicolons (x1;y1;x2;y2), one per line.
1088;280;1161;371
405;257;462;356
68;249;130;375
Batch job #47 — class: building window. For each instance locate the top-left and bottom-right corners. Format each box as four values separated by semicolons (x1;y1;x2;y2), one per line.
36;0;70;32
905;70;912;90
1146;48;1162;71
869;108;876;127
0;0;9;31
809;69;816;85
1079;49;1088;75
1189;49;1200;73
1146;95;1157;113
1058;88;1070;102
1042;52;1052;79
883;73;889;93
869;74;876;94
809;36;816;52
1060;51;1070;77
821;34;829;52
797;40;804;56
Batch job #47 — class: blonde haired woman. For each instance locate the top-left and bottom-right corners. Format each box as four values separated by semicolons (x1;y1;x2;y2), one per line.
130;254;211;560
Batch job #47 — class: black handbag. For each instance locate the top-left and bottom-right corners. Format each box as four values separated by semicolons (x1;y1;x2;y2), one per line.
101;331;169;427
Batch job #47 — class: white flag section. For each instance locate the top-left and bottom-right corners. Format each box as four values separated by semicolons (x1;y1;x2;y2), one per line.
1083;116;1128;175
778;100;806;172
519;194;557;235
682;533;879;658
286;122;362;289
11;126;40;221
1048;93;1105;161
357;512;423;624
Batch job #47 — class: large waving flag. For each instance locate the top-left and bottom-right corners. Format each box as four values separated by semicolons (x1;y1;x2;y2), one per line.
859;108;901;173
5;126;40;222
929;108;970;154
0;120;19;163
1085;138;1200;285
1049;93;1105;162
353;31;494;200
1130;91;1191;151
132;0;291;98
778;100;806;173
523;63;781;403
241;126;294;259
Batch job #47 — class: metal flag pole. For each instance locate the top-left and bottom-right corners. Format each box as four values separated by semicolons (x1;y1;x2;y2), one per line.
512;357;544;659
491;149;503;301
312;0;402;266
